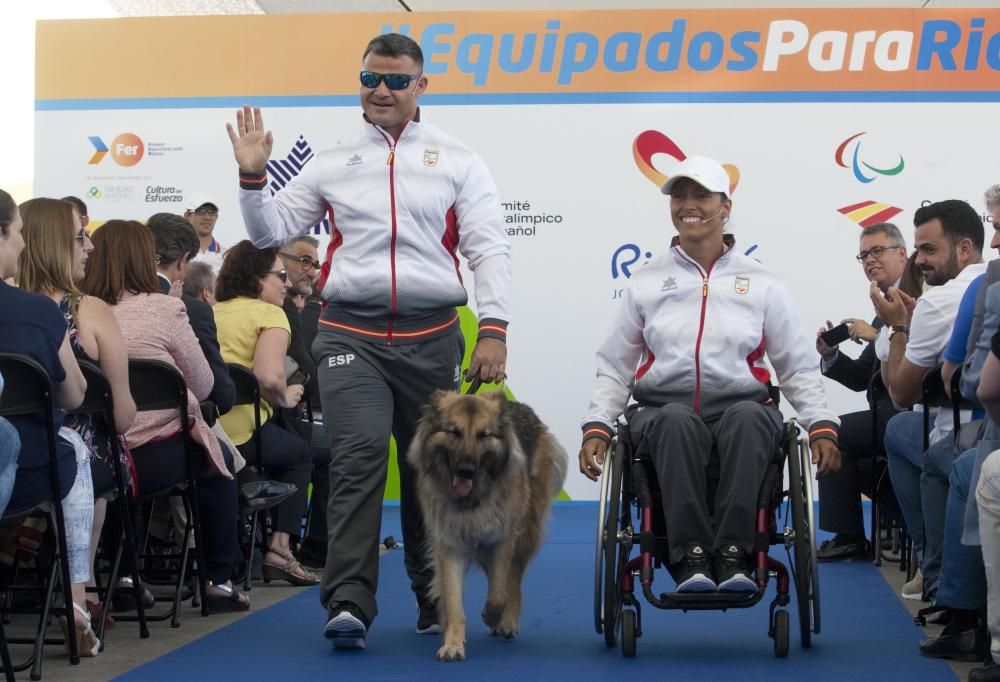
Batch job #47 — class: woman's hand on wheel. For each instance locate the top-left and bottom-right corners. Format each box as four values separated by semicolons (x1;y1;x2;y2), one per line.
578;438;608;481
812;439;841;478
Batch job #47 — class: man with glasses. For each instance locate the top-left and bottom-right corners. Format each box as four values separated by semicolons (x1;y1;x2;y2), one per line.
815;223;908;561
185;193;226;273
226;32;510;649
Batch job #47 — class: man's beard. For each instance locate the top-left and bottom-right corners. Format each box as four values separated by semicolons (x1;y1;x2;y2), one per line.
923;249;960;286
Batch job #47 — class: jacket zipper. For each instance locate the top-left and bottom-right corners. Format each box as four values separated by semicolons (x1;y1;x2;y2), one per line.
376;127;401;345
686;255;722;413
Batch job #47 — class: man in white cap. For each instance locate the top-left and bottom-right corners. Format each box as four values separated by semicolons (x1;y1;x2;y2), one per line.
579;155;840;594
185;192;226;272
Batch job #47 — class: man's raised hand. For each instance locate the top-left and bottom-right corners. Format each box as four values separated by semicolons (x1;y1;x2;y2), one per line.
226;104;273;173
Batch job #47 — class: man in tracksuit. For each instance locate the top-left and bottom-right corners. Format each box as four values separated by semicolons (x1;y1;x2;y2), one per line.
227;33;511;649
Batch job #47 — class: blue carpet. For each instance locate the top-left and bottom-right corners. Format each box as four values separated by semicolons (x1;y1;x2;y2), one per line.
116;503;955;681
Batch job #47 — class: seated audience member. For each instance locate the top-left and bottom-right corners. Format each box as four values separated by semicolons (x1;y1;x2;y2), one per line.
80;220;248;611
0;188;98;654
184;193;226;272
815;222;908;560
147;213;234;415
276;236;328;568
19;197;138;623
183;261;217;306
975;333;1000;679
214;240;318;586
876;200;987;601
579;156;840;593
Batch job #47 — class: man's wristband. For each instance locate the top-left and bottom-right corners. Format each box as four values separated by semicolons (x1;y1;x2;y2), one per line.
889;325;909;341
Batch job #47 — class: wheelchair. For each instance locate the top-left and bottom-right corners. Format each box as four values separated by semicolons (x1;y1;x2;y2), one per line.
593;413;821;658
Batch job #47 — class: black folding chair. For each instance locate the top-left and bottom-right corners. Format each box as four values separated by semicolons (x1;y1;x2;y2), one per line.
867;371;910;570
0;352;78;678
226;363;296;591
68;358;150;645
122;359;209;627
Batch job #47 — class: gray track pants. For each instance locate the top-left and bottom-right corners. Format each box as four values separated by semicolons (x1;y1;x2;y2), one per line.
629;401;783;566
315;326;464;624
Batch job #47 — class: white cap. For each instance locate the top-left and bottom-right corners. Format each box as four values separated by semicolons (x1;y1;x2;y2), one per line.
185;192;218;212
661;156;730;196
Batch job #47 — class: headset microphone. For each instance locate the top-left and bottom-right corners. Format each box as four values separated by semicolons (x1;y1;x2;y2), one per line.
700;208;726;224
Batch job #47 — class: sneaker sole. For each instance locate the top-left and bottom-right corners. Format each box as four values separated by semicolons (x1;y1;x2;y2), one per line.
717;575;757;593
900;591;924;601
416;623;441;635
325;613;367;649
676;573;717;592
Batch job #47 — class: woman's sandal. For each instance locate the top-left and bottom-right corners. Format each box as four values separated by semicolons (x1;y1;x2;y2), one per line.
205;582;251;613
262;548;320;586
60;602;100;657
111;575;156;612
85;599;114;630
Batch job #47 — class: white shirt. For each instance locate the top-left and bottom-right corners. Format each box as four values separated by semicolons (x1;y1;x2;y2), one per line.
876;262;987;441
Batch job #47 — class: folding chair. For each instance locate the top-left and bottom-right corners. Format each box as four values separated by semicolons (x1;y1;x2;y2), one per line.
68;358;149;645
121;359;209;627
868;371;909;570
226;364;295;591
0;352;78;678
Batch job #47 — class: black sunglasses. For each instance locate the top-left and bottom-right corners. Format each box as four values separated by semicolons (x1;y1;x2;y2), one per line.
359;71;421;90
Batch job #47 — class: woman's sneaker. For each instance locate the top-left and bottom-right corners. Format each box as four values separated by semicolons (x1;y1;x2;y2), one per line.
674;543;716;592
324;601;369;649
715;545;757;593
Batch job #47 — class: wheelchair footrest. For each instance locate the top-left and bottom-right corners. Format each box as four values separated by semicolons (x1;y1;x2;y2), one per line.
651;590;762;611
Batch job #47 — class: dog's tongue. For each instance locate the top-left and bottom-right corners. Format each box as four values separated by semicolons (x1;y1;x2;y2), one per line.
452;476;474;498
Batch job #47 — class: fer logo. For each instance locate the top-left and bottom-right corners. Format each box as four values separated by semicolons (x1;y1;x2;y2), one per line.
88;133;144;167
834;132;904;184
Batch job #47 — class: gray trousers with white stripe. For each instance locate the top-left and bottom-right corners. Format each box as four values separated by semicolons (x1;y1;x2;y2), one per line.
629;401;783;566
314;326;464;625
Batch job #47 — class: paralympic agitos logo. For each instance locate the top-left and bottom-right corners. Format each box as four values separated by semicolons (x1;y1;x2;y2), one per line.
834;132;904;184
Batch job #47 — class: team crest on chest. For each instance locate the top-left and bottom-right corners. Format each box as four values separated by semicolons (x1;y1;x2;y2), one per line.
735;276;750;294
423;149;439;167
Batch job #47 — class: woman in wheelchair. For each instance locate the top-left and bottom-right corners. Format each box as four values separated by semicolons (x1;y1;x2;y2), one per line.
579;156;842;594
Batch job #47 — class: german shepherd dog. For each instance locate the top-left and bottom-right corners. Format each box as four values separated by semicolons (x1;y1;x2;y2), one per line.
407;390;567;662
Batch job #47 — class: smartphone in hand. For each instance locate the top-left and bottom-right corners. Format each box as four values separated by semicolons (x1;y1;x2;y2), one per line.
820;323;851;347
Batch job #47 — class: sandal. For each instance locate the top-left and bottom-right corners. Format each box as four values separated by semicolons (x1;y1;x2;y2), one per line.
60;602;100;657
205;581;251;613
85;599;114;630
111;576;156;612
262;548;320;586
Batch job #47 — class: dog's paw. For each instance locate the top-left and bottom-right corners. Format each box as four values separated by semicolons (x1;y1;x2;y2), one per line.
481;602;504;629
436;643;466;662
489;618;520;640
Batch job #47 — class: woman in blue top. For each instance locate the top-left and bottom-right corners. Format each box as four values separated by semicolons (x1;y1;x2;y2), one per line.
0;188;99;656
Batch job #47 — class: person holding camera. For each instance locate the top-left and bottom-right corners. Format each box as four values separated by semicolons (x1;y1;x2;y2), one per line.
814;222;909;561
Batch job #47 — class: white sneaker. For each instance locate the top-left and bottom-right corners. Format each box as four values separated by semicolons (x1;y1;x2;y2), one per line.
901;569;923;600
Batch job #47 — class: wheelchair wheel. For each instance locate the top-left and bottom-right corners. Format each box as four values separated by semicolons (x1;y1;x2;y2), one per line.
773;609;790;658
786;429;821;648
599;438;626;647
621;609;637;658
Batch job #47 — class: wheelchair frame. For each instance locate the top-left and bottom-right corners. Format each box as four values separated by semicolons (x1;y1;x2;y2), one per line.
593;418;821;658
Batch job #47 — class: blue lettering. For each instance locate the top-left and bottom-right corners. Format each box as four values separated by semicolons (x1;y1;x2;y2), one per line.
603;32;642;72
540;20;561;72
420;23;454;75
498;33;537;73
456;34;494;86
988;33;1000;70
965;18;985;70
645;20;686;72
727;31;760;71
688;31;724;71
612;244;641;279
916;19;960;70
558;32;599;85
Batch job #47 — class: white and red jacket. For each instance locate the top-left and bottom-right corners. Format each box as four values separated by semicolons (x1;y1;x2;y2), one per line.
239;111;511;345
583;238;839;445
